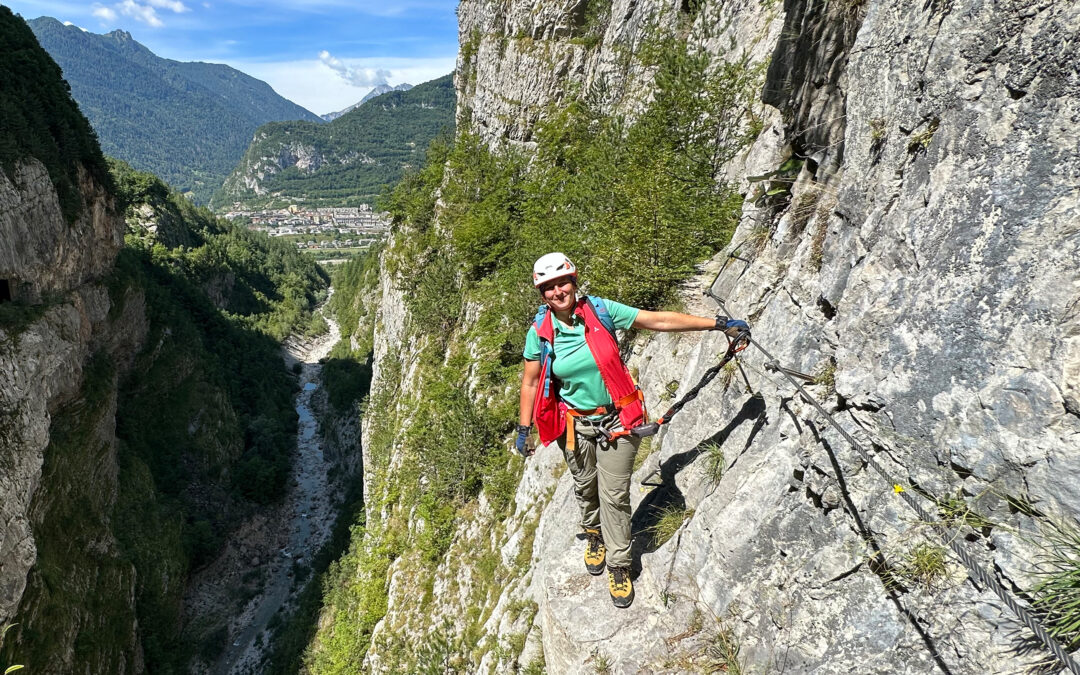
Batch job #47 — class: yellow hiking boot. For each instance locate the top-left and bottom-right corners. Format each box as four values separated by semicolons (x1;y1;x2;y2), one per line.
608;565;634;608
583;528;606;576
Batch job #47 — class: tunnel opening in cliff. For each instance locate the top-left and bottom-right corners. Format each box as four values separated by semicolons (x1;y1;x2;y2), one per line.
0;280;12;303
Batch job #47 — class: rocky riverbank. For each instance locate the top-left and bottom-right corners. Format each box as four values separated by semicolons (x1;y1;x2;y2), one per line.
182;296;348;675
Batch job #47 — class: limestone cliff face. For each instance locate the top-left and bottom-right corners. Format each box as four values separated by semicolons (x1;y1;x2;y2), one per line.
0;158;146;670
218;134;330;201
359;0;1080;672
455;0;781;146
0;158;122;301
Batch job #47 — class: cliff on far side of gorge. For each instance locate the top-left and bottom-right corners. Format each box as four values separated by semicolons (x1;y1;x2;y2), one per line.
1;9;330;671
307;0;1079;672
1;7;135;669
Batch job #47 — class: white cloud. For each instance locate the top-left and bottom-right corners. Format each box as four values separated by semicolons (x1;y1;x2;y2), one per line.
146;0;190;13
116;0;163;26
91;3;118;20
319;50;391;88
235;55;455;115
214;0;450;16
94;0;186;27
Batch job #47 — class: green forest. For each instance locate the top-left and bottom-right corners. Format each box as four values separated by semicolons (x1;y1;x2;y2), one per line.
305;38;765;671
213;74;456;209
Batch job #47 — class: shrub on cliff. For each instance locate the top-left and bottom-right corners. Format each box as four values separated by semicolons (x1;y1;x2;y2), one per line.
0;7;112;222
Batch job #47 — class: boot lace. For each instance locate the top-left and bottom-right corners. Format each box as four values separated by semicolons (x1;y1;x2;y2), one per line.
586;530;604;555
610;566;630;590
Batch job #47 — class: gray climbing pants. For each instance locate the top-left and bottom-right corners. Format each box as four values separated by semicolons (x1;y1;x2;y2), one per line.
558;419;640;568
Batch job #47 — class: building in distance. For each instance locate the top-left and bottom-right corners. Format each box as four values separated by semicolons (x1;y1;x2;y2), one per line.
223;204;391;250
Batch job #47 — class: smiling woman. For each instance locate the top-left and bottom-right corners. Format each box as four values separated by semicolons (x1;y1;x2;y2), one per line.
517;253;749;609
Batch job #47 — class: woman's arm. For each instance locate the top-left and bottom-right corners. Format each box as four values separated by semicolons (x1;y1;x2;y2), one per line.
632;310;717;332
519;359;541;426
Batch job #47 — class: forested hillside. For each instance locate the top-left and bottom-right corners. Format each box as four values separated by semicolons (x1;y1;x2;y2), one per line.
0;7;111;224
213;74;454;209
26;15;322;204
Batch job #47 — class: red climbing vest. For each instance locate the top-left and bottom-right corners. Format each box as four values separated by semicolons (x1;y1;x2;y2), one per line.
532;297;646;448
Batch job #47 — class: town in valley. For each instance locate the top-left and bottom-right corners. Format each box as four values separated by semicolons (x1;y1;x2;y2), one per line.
223;204;390;253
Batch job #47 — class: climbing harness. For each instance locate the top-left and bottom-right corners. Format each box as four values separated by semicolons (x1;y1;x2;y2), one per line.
700;269;1080;674
566;390;645;451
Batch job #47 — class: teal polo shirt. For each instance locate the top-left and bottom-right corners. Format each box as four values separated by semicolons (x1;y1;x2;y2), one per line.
523;297;639;411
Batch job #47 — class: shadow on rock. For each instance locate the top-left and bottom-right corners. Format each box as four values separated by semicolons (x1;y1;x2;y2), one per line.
629;394;768;574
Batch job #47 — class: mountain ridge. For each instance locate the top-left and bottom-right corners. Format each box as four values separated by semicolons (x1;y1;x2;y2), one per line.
26;15;322;204
214;74;453;210
321;83;414;122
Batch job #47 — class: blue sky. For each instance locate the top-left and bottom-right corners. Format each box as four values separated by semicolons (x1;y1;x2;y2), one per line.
5;0;460;114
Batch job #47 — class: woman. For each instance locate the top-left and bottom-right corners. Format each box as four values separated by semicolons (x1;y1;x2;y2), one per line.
515;252;748;608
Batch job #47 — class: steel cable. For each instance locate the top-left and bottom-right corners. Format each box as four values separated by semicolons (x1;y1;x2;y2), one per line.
706;291;1079;674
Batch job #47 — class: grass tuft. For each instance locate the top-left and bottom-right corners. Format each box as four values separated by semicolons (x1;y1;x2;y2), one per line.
704;623;742;674
703;442;726;484
896;543;948;589
649;505;694;547
813;360;836;393
592;651;613;675
937;492;991;530
907;118;940;154
1031;519;1080;649
1;623;23;674
632;435;656;473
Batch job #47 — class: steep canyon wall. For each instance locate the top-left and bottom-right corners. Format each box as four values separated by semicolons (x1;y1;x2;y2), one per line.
350;0;1080;672
0;154;147;671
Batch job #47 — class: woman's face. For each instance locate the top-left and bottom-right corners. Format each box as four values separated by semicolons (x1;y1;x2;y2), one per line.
539;277;576;314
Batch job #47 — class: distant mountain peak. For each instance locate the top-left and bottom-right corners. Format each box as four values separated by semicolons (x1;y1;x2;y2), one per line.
361;83;413;103
320;83;414;122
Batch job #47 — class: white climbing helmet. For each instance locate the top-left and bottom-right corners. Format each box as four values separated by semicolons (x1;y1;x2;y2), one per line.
532;252;577;287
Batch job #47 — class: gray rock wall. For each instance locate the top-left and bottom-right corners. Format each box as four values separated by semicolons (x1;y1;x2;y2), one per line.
595;0;1080;668
0;159;121;301
0;159;143;669
362;0;1080;671
455;0;782;146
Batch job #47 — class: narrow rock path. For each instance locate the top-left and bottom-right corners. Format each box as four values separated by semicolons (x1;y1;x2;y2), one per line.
214;292;343;675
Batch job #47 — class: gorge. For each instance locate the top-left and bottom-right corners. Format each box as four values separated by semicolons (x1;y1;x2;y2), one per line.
2;0;1079;673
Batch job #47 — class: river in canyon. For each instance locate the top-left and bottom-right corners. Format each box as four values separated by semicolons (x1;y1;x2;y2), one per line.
203;293;347;675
